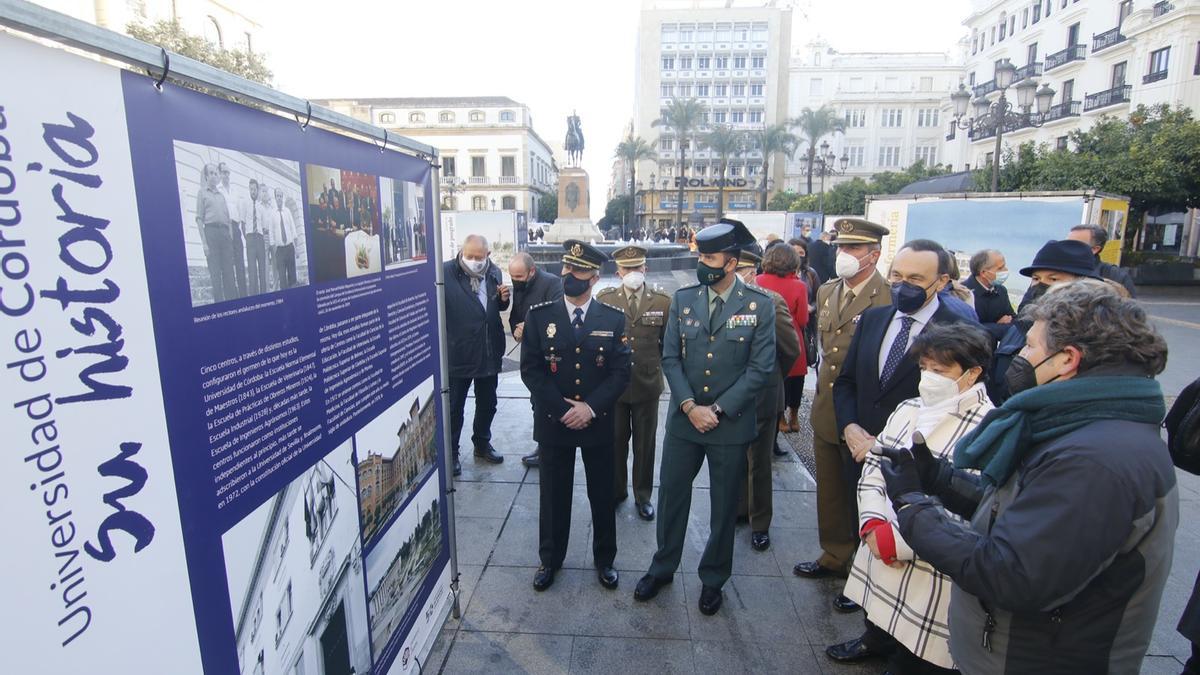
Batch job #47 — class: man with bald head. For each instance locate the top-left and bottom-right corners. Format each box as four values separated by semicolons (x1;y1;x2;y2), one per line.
509;251;563;467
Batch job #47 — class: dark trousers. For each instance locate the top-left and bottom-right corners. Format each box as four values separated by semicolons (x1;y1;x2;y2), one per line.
203;223;237;303
230;224;247;297
739;387;777;532
614;398;659;505
539;443;617;569
861;620;959;675
245;233;267;295
448;375;498;456
275;243;297;289
814;434;861;571
783;374;806;408
649;432;746;588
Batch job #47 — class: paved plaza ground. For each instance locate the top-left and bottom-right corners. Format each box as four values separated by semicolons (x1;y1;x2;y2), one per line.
425;275;1200;674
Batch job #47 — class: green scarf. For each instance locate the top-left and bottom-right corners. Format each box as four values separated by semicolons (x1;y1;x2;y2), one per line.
953;376;1165;486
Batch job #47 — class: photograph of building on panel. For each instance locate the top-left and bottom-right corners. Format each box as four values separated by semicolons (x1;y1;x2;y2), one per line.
221;441;370;675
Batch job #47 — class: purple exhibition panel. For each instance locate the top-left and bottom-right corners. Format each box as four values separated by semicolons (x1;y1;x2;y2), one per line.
2;32;452;675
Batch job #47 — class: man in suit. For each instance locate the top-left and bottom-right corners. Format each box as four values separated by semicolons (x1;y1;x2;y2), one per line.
734;245;800;551
444;234;510;476
520;240;630;592
241;179;269;295
218;162;248;299
509;252;564;468
1067;224;1137;297
633;219;776;616
809;229;837;285
963;248;1016;342
270;188;298;290
596;246;671;521
793;218;891;607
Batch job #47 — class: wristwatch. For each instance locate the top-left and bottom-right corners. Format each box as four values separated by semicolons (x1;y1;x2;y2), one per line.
711;403;724;417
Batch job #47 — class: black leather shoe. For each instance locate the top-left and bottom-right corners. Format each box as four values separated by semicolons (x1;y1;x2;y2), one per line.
792;560;846;579
773;441;789;457
452;456;462;477
633;574;672;601
750;531;770;551
474;445;504;464
832;593;861;613
597;566;619;589
521;451;539;468
698;585;723;615
636;502;655;521
824;637;882;663
532;566;556;591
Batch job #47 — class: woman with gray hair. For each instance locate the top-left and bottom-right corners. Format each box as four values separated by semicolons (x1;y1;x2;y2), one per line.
876;279;1176;674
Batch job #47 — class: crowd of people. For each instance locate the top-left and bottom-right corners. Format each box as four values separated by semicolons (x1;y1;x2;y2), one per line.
193;161;299;304
441;215;1193;674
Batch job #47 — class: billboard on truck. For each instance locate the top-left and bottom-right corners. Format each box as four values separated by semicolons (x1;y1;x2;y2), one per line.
866;191;1129;296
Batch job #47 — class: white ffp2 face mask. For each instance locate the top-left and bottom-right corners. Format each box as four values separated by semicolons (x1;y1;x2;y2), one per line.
918;370;966;406
835;251;864;279
464;258;486;274
621;271;645;290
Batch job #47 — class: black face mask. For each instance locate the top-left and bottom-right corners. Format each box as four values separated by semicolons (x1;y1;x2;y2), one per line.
696;260;729;286
1018;282;1049;314
562;274;592;298
890;279;935;314
1004;351;1063;396
512;279;528;291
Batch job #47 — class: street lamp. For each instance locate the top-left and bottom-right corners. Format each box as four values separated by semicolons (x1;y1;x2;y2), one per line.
802;145;849;222
635;180;645;237
441;177;467;210
950;58;1056;192
648;173;657;235
491;197;496;211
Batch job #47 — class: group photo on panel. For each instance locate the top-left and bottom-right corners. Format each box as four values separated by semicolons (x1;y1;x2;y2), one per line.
441;207;1199;675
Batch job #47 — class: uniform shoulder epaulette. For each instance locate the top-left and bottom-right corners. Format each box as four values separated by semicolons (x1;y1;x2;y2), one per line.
530;300;557;311
594;299;624;315
677;282;701;293
742;284;771;298
595;286;617;296
647;285;670;297
820;277;841;288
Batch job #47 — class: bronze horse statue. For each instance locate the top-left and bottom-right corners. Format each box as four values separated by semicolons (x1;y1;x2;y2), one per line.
564;112;585;167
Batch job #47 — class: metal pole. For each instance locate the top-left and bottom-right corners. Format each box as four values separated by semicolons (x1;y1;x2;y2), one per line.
991;91;1006;192
818;165;826;221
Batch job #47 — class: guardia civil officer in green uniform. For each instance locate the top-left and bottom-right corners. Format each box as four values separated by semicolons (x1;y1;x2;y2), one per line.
633;219;776;616
596;246;671;521
521;240;631;592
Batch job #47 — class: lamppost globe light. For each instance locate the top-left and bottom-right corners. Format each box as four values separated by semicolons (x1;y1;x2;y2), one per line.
1035;84;1057;114
839;153;850;171
995;58;1017;90
972;95;991;118
951;83;972;118
819;139;829;155
1014;78;1038;110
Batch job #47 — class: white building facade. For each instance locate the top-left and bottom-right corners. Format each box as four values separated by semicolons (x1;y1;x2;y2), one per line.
315;97;557;221
785;43;965;193
946;0;1200;171
34;0;263;53
631;0;793;229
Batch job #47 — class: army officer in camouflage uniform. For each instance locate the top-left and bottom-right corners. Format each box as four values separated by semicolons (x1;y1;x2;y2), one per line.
596;246;671;521
633;219;776;616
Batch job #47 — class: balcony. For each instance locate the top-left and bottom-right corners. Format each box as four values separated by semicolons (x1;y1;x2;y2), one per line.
973;79;998;97
1043;100;1082;122
1153;1;1173;17
1084;84;1132;112
1045;44;1087;71
1144;69;1169;84
1015;62;1044;81
1092;27;1127;53
468;176;487;184
970;117;1030;142
498;176;518;185
440;176;458;185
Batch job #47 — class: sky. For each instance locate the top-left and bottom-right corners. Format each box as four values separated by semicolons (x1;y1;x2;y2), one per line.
259;0;968;220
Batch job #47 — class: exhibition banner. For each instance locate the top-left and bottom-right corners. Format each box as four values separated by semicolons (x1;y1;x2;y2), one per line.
1;32;453;675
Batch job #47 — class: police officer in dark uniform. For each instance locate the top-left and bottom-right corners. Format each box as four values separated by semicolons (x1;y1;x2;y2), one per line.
633;219;776;616
520;240;631;592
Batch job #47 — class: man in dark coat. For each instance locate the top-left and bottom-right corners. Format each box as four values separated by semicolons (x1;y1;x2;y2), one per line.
444;234;509;476
520;240;630;592
808;229;837;285
508;252;564;468
963;248;1016;342
1068;224;1137;297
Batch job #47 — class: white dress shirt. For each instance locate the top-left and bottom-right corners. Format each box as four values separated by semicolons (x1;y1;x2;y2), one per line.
564;295;593;323
877;294;941;379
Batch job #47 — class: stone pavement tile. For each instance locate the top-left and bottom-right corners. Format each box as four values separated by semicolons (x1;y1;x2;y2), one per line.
770;491;820;530
448;481;520;519
772;454;819;492
683;575;804;644
452;453;531;483
444;564;484;629
785;573;870;648
692;638;823;675
570;636;695;674
489;509;594;570
438;630;574;675
424;627;456;673
463;566;691;639
768;527;824;579
452;516;505;566
1149;557;1196;660
1140;655;1186;674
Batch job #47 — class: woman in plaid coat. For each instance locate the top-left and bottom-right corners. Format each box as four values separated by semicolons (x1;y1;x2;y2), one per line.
835;324;994;673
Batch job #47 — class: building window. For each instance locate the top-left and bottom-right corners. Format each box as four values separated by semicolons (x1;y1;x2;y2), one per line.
679;24;693;42
660;138;674;151
1022;7;1029;27
1045;0;1051;17
500;110;515;122
277;522;289;562
715;56;729;69
661;84;674;97
696;23;714;42
809;78;823;96
844;109;866;127
409;111;425;123
846;146;865;168
439;111;455;123
471;156;486;177
732;83;746;96
1056;136;1069;150
698;56;711;69
752;22;768;41
1195;42;1200;75
878;146;902;167
752;55;765;68
682;84;696;97
1010;15;1016;35
697;84;710;96
714;84;728;96
1148;46;1171;80
501;156;515;177
1028;42;1038;64
662;56;675;69
274;582;293;646
253;651;264;675
919;76;934;91
1112;61;1127;87
469;111;485;122
661;24;677;43
472;196;487;210
250;593;263;642
502;196;516;210
379;112;395;124
881;109;903;127
443;157;456;177
917;108;940;127
749;111;763;123
713;111;727;123
733;55;747;68
1033;1;1042;22
729;164;742;176
1067;22;1080;47
679;57;693;69
749;83;763;96
999;12;1007;40
731;111;745;123
1120;0;1133;23
914;146;938;165
734;22;750;41
204;16;223;47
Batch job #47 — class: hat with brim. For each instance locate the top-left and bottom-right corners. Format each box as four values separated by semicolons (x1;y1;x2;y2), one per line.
1018;239;1102;278
737;243;764;269
561;239;607;270
611;245;648;268
830;218;889;246
696;218;757;254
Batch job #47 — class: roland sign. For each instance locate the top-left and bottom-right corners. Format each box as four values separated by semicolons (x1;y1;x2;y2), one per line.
673;176;750;189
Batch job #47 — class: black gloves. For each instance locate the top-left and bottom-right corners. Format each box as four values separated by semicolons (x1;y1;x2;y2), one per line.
879;432;936;507
908;433;941;488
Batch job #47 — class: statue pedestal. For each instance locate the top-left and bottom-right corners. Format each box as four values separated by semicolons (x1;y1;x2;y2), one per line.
546;167;604;243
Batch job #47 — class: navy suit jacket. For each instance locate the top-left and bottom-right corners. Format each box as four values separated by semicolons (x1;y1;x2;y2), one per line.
832;302;967;437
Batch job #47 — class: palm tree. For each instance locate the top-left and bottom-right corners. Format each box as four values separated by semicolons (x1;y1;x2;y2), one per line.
751;124;798;210
700;125;747;221
652;98;707;232
613;133;657;238
790;105;844;194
